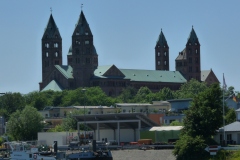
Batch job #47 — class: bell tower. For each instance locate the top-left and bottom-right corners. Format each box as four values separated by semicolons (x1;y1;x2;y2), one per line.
155;29;169;71
40;13;62;90
70;10;98;88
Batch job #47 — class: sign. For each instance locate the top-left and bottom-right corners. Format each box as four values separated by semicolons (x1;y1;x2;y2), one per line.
205;145;219;156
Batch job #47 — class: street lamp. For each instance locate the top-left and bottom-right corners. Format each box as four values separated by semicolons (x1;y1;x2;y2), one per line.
82;88;86;144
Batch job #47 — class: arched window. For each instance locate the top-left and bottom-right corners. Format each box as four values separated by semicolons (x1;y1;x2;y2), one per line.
45;43;49;48
158;61;160;65
164;61;167;65
46;52;49;57
54;43;58;48
196;49;198;54
164;52;167;56
55;52;58;57
158;52;160;56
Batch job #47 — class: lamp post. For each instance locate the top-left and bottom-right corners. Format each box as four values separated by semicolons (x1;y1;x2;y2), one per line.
82;88;86;144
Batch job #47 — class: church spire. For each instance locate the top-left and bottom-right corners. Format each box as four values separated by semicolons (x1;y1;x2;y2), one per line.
73;10;92;36
186;26;199;45
42;14;61;39
156;29;168;47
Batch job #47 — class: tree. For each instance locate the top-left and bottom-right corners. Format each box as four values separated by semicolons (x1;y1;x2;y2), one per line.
225;108;236;125
134;86;152;103
0;92;26;120
117;86;137;102
182;83;223;138
169;120;183;126
175;79;207;99
7;106;44;141
156;87;175;100
173;83;223;159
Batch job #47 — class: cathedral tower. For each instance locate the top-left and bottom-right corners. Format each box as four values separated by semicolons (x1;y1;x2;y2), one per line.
69;10;98;88
155;29;169;70
175;27;201;81
40;14;62;90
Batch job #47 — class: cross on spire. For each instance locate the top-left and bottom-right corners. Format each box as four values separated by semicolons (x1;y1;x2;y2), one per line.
50;7;52;14
81;4;83;10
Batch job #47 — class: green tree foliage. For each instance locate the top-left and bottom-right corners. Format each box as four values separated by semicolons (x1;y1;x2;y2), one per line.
182;83;223;138
169;120;183;126
155;87;175;101
175;79;207;99
117;86;137;103
134;86;153;103
173;135;208;160
174;83;223;159
225;108;236;125
7;106;44;141
61;110;84;131
0;92;26;120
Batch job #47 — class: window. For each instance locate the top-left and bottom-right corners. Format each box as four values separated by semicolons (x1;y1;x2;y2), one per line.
76;32;79;35
54;43;58;48
189;43;191;45
85;41;89;44
196;49;198;54
46;52;48;57
55;52;58;57
158;61;160;65
195;43;197;45
75;40;80;45
85;32;88;35
45;43;49;48
55;35;58;38
158;52;160;56
164;61;167;65
164;52;167;56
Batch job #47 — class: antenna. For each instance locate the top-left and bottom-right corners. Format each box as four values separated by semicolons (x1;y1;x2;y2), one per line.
81;4;83;10
50;7;52;14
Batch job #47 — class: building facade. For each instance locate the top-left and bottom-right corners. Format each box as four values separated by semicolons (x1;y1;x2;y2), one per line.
39;10;219;96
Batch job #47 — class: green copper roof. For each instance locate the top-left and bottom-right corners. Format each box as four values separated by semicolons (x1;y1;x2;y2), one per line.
73;11;92;36
55;65;73;79
156;29;168;47
42;14;61;39
41;80;63;92
120;69;186;83
186;27;199;45
93;65;186;83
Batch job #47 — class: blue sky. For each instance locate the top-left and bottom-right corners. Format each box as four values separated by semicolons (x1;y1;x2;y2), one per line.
0;0;239;94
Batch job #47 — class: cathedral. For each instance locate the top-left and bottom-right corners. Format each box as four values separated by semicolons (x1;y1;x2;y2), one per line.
39;10;219;96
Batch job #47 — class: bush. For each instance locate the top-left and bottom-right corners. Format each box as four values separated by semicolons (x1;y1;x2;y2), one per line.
173;134;209;160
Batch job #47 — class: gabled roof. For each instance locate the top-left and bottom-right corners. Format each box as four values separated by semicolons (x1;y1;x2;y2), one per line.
55;65;73;79
175;48;187;60
93;65;186;83
186;27;200;45
42;14;61;39
120;69;186;83
68;45;72;55
41;80;63;92
73;11;92;36
201;70;211;81
156;29;168;47
219;121;240;132
93;65;126;79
